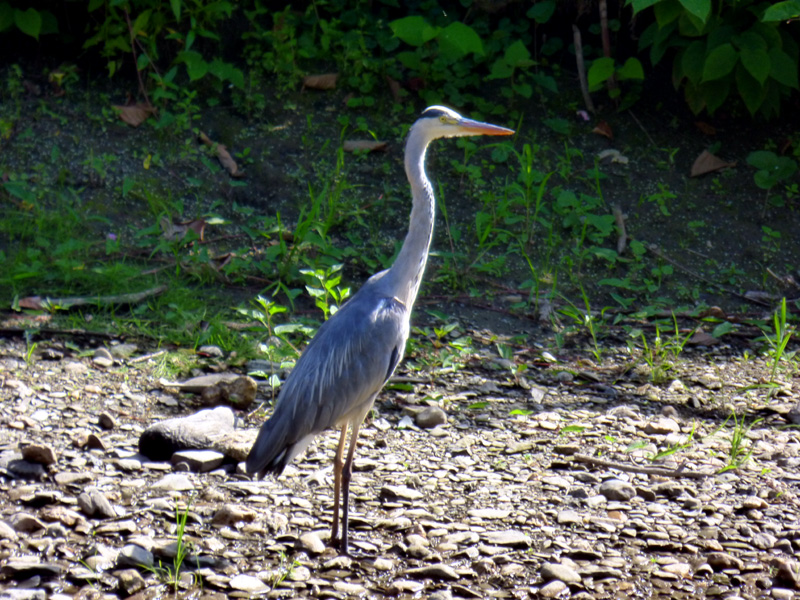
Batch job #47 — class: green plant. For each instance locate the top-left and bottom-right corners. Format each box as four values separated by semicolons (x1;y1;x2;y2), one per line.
627;421;696;460
558;288;609;363
630;0;800;118
758;297;796;384
84;0;243;103
141;494;200;592
747;150;798;212
300;263;352;320
271;551;301;591
628;315;696;384
0;4;57;40
718;413;763;472
587;56;645;110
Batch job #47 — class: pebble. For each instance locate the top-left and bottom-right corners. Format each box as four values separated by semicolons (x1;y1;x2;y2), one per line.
20;444;57;466
599;479;636;501
541;562;581;583
539;580;568;598
416;406;447;428
229;574;268;592
405;564;459;580
151;473;195;491
481;530;531;547
170;449;226;472
298;531;326;554
77;490;117;519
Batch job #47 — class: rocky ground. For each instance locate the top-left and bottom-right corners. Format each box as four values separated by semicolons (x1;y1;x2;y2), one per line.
1;324;800;600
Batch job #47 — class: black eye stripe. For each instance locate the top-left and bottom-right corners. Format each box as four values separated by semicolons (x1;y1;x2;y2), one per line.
420;107;448;119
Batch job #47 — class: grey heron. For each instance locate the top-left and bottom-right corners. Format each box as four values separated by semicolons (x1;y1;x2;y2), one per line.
246;106;514;554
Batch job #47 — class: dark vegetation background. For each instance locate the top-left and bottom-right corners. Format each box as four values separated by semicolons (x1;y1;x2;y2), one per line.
1;0;799;359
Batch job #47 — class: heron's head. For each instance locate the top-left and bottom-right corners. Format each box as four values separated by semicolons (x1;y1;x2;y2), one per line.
413;105;515;141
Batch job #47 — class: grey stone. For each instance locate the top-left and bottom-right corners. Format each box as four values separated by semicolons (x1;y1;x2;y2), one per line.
405;563;459;580
298;531;326;555
539;580;568;598
117;544;154;569
78;490;116;519
416;406;447;428
599;479;636;501
117;568;146;595
481;530;531;547
541;562;581;584
229;574;268;592
20;443;58;465
707;552;744;571
151;473;195;492
170;449;225;472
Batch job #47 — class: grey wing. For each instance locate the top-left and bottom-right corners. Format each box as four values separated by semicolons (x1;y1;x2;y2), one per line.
246;291;408;477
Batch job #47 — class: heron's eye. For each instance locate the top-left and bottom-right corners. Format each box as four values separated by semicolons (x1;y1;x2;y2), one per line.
439;115;447;123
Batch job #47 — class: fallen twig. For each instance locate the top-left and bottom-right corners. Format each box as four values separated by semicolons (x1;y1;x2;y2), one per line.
612;204;627;255
573;454;714;479
573;25;595;114
18;285;168;311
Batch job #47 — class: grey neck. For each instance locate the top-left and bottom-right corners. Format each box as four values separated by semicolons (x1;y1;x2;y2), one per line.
385;124;436;309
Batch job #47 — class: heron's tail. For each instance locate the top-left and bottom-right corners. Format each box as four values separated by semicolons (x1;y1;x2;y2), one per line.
245;417;293;478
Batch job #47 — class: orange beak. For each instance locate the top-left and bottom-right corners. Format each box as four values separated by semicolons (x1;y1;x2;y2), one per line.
457;117;515;136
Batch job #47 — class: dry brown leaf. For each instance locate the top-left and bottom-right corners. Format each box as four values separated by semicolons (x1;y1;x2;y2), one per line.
694;121;716;136
199;132;243;177
18;296;45;310
592;120;613;139
343;140;388;153
385;75;402;103
686;331;720;347
302;73;339;91
114;103;155;127
690;150;736;177
160;217;207;242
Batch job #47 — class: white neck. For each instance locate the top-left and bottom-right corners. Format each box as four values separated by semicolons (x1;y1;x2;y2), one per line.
384;123;436;308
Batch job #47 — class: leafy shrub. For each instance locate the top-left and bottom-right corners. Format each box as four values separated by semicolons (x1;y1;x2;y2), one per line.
629;0;800;118
0;3;58;39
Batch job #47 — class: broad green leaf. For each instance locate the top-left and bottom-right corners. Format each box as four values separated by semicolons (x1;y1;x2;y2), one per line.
678;0;710;22
617;57;644;80
170;0;181;21
701;43;737;82
527;0;555;23
131;9;151;37
389;16;439;47
487;58;513;79
39;9;58;35
438;21;484;61
122;177;134;197
505;39;533;67
732;30;767;52
0;2;13;31
700;77;731;114
740;47;770;85
763;0;800;21
681;40;705;83
177;50;208;80
711;321;735;338
654;0;682;26
735;63;766;115
543;117;570;135
588;56;615;91
395;50;421;71
628;0;663;14
513;82;533;98
14;7;41;39
769;47;799;89
747;150;779;170
532;72;558;93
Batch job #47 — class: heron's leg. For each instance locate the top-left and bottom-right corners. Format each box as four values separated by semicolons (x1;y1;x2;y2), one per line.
340;419;362;555
331;424;348;543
